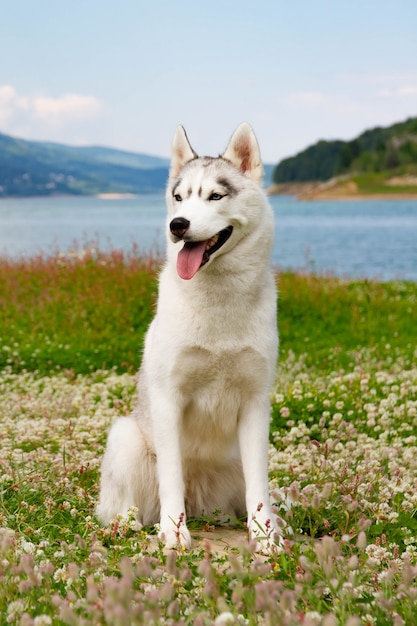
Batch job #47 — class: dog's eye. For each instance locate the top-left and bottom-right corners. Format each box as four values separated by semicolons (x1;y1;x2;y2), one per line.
174;194;182;202
209;193;224;201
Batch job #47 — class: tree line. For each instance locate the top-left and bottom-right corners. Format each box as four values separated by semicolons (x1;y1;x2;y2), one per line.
273;116;417;183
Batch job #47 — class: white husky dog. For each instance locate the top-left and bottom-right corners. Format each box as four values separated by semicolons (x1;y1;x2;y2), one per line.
96;123;282;550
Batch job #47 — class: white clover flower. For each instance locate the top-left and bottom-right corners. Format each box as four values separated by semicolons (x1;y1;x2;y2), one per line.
21;540;36;554
215;612;236;625
53;567;68;582
54;550;65;559
304;612;322;625
34;616;52;626
405;545;417;558
7;600;25;622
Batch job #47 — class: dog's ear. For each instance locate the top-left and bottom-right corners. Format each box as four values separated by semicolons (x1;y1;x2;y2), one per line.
222;123;264;182
170;126;198;178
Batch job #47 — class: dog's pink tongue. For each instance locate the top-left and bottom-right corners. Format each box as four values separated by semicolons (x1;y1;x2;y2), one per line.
177;240;207;280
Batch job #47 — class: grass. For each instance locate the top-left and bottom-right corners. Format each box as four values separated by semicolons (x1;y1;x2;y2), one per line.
278;272;416;369
0;245;159;375
1;246;417;624
351;171;417;195
1;247;416;375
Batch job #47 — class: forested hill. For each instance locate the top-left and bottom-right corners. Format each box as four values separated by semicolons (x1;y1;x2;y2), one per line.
273;116;417;183
0;132;170;197
0;131;275;198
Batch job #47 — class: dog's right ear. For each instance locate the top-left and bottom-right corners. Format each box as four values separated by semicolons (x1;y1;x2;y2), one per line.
170;126;198;178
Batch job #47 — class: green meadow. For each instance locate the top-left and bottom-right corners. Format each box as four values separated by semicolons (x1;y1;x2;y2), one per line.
1;247;417;625
1;247;415;374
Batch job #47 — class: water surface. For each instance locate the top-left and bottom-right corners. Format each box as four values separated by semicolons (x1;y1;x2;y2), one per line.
1;194;416;281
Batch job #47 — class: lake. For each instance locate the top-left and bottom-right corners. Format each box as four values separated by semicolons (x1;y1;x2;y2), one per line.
0;194;416;281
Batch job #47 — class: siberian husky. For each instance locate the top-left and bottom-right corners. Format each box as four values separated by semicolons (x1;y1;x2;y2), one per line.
96;123;283;551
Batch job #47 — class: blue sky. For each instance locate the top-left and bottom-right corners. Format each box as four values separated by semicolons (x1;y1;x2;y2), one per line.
1;0;416;162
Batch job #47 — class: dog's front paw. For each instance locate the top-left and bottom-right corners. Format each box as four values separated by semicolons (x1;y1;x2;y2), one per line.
248;510;284;554
158;516;192;550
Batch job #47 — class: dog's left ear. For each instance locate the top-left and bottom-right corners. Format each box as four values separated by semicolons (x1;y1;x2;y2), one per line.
170;126;198;178
222;123;264;182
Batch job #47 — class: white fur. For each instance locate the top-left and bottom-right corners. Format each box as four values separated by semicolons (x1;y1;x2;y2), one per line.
96;123;282;551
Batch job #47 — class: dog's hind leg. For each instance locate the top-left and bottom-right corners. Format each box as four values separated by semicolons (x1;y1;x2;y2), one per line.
96;416;159;528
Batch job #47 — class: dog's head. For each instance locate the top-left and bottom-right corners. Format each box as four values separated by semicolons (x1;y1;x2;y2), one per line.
166;123;270;280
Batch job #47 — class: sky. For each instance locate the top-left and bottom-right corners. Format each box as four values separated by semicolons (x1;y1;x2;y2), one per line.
1;0;417;164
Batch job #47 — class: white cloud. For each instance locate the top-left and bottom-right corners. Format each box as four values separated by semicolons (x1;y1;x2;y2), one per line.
397;85;417;97
0;85;102;132
340;71;417;86
0;85;17;103
375;84;417;100
0;85;20;124
32;93;102;124
377;88;392;98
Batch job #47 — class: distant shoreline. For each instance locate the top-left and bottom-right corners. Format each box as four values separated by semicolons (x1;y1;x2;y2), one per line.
96;193;138;200
267;182;417;201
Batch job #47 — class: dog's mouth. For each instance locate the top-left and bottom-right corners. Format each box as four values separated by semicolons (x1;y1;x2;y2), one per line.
176;226;233;280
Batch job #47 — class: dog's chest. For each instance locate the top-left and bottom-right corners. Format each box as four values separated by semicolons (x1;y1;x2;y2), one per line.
174;345;266;394
174;345;268;425
172;345;267;458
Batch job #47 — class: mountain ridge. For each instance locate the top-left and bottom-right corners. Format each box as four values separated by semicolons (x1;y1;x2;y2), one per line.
0;131;275;198
0;132;170;197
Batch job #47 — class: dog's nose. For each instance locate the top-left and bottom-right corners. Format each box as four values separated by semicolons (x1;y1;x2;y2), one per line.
170;217;190;238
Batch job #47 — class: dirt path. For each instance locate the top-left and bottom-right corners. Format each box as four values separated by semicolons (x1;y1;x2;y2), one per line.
146;528;250;555
190;528;249;553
